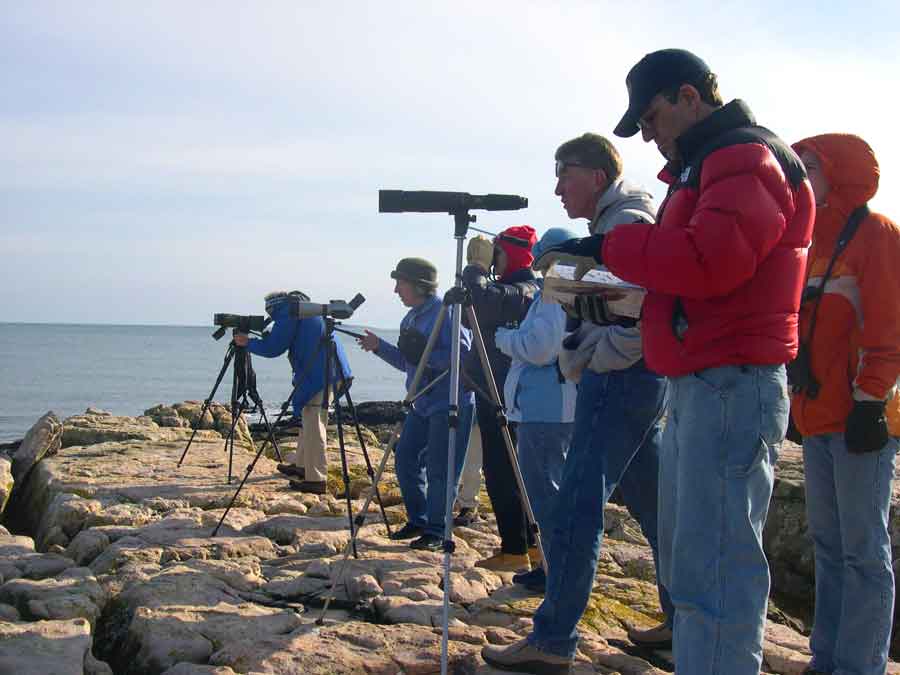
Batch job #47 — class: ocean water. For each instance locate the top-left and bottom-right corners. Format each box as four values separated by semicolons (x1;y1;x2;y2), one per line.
0;322;406;442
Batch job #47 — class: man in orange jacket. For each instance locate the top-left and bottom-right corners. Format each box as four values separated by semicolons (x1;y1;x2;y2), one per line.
790;133;900;675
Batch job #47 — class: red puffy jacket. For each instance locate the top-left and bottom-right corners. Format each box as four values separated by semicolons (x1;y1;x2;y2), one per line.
603;100;815;376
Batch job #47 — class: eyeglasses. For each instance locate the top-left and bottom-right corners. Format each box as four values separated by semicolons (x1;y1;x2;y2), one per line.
637;99;668;132
555;159;590;178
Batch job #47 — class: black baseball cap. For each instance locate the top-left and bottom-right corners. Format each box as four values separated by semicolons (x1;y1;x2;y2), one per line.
614;49;712;138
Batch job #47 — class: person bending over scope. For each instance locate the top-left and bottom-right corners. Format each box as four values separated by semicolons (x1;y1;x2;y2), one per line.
234;290;352;495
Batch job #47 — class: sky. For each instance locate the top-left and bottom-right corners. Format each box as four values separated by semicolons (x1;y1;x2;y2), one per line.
2;2;899;329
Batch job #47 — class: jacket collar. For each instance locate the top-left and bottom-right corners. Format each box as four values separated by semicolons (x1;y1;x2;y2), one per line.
674;99;756;167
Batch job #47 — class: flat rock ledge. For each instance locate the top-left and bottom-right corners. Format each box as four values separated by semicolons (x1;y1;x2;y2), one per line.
0;405;899;674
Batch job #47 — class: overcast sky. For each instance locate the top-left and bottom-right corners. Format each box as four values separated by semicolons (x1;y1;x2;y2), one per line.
3;2;898;329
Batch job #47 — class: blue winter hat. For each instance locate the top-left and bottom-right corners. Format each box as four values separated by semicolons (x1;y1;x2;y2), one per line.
532;227;580;262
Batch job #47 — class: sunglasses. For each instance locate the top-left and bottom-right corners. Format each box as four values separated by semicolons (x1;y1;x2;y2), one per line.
555;159;592;178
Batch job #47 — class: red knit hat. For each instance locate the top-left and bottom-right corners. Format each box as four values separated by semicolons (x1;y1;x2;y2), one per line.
496;225;537;281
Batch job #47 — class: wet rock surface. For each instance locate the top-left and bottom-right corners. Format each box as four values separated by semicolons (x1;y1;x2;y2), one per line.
0;407;898;673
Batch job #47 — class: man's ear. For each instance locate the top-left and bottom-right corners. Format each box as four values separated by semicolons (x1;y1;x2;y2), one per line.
678;83;701;109
593;169;608;191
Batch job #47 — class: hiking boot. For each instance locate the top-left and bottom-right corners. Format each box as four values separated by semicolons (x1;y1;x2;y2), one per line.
512;566;546;590
389;522;424;541
276;463;305;479
528;545;543;569
409;534;443;551
453;506;479;527
475;551;530;572
627;621;673;650
481;637;572;674
288;480;327;494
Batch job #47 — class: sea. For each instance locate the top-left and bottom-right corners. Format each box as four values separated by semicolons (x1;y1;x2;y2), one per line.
0;322;406;443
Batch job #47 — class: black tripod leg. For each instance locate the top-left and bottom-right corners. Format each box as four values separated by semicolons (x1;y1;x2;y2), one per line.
332;388;359;559
225;401;245;485
339;385;392;537
255;405;284;463
179;344;235;467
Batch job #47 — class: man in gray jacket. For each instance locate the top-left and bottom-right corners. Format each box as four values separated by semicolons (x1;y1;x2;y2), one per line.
483;134;672;674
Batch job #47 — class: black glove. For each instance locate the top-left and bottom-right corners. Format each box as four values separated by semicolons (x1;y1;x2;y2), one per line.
554;234;605;262
533;233;605;272
845;400;889;454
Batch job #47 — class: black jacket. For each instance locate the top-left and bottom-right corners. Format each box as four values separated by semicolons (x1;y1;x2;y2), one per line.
462;265;539;399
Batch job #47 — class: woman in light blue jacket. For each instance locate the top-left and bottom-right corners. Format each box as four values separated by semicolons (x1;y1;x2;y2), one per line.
495;227;578;586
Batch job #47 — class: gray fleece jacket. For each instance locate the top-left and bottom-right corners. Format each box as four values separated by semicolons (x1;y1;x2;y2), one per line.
559;178;656;382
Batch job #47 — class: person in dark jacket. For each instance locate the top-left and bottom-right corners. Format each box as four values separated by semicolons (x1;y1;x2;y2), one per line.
234;290;352;495
514;49;814;675
462;225;539;572
358;258;475;550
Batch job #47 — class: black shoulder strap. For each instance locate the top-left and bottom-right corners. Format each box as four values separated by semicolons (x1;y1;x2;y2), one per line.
802;204;870;343
684;125;808;190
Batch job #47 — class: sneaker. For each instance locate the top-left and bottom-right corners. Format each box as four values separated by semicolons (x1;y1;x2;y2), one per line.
481;637;572;674
288;480;327;494
276;464;305;479
510;567;546;592
410;534;443;551
388;522;424;541
512;567;546;588
453;506;479;527
627;621;673;650
475;551;530;573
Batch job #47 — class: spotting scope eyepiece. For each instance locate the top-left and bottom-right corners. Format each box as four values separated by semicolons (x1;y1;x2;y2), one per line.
378;190;527;214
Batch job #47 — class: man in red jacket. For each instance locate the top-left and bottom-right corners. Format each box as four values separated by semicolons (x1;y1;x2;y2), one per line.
532;49;814;674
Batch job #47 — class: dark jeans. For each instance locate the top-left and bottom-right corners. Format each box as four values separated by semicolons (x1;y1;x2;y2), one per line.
477;394;530;555
529;362;669;658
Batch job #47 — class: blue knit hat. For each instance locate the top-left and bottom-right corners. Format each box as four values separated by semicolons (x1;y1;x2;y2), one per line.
532;227;579;261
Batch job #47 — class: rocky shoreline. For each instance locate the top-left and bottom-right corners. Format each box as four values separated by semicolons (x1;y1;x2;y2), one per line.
0;402;898;674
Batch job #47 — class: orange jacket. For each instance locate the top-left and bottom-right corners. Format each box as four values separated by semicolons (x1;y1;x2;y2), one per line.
790;134;900;437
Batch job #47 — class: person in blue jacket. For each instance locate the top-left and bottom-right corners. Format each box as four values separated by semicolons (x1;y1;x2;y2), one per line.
359;258;475;551
495;227;579;591
234;290;352;494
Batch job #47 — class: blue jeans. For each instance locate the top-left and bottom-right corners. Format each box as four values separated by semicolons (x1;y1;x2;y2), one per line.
529;363;669;658
394;403;474;537
517;422;573;543
658;365;788;675
803;432;898;675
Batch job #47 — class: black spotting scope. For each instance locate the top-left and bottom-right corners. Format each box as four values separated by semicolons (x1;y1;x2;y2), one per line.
379;190;528;213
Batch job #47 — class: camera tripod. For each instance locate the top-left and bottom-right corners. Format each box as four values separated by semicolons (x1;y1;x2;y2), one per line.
210;315;393;542
179;338;283;484
316;212;545;675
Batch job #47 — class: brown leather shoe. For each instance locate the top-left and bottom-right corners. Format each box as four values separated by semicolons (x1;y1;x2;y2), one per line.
277;463;305;479
627;621;672;649
475;551;530;572
289;480;327;494
481;637;572;674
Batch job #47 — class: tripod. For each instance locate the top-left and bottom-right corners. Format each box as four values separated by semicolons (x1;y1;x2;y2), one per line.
179;338;283;483
211;315;393;541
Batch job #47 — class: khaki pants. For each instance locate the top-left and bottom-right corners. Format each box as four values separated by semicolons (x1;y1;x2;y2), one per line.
456;418;483;509
296;388;329;482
